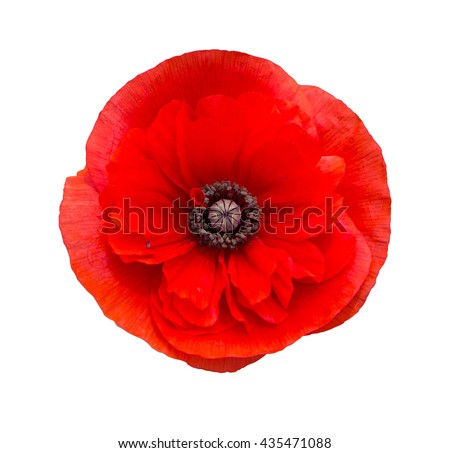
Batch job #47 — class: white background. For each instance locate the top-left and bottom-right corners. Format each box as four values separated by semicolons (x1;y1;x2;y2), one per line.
1;1;449;452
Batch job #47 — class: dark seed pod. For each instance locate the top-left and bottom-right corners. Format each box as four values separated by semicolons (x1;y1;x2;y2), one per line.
207;199;241;233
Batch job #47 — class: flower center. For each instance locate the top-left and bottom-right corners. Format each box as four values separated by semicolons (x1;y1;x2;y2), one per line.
189;181;260;249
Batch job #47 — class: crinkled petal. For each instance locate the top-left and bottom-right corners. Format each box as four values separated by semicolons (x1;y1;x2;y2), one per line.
156;279;222;329
227;238;290;304
177;95;247;188
302;85;390;331
145;100;192;192
311;228;356;281
86;50;316;192
237;92;319;163
237;291;288;325
108;232;197;265
162;247;225;310
102;189;195;264
262;237;326;281
236;138;319;205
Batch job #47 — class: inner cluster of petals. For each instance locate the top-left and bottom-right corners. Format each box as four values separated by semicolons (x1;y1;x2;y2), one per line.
99;92;360;333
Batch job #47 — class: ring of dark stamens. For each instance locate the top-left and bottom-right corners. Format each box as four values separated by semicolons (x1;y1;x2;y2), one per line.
189;181;260;249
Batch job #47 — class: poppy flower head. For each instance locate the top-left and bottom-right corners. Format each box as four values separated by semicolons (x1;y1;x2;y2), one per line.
60;50;390;372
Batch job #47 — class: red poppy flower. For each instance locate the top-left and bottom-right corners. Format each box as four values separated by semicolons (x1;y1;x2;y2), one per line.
60;50;390;372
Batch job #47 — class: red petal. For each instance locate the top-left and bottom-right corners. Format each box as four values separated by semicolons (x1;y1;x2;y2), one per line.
270;257;294;308
107;232;197;265
190;187;206;206
109;135;180;197
156;279;221;328
312;226;356;281
99;126;182;211
227;238;289;304
302;86;391;330
172;294;220;328
237;92;318;163
221;258;253;328
110;128;149;164
145;100;192;192
103;189;196;264
177;95;247;187
162;247;226;310
86;50;316;192
232;251;293;324
262;237;326;281
238;292;288;325
225;291;252;327
236;137;319;206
